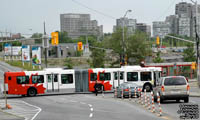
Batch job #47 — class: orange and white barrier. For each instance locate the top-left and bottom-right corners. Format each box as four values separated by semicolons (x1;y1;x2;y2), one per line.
157;92;162;116
141;91;143;105
147;95;151;110
144;89;147;107
134;88;137;102
121;88;124;99
151;91;155;113
129;87;131;101
137;88;141;104
114;87;117;98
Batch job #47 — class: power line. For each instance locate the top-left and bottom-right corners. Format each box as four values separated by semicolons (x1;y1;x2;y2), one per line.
154;0;177;21
71;0;116;19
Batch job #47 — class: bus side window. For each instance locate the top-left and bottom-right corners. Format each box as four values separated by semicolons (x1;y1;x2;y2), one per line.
120;72;124;80
100;73;111;81
90;73;97;81
61;74;73;84
127;72;138;81
8;77;11;80
141;72;151;81
32;75;44;84
17;76;29;84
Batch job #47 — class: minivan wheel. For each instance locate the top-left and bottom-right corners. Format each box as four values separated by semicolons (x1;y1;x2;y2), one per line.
184;97;189;103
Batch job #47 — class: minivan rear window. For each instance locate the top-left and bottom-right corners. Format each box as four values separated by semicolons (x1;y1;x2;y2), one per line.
164;77;186;86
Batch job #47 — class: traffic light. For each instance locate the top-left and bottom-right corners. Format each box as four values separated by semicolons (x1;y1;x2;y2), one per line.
156;36;160;45
77;42;83;51
191;62;196;70
51;32;59;45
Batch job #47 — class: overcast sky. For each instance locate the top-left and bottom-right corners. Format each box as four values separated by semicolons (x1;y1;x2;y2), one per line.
0;0;195;36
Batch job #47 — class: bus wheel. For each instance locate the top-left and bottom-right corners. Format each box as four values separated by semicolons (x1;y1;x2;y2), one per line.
144;84;151;92
27;88;37;97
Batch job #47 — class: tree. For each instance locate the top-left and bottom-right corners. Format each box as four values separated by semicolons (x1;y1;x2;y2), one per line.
58;31;73;43
153;52;164;63
183;44;196;62
31;33;43;43
89;42;105;68
107;28;151;65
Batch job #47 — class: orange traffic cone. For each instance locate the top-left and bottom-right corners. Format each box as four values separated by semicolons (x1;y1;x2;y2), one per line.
6;104;12;109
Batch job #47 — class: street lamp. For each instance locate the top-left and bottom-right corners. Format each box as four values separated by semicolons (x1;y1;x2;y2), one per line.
122;9;132;66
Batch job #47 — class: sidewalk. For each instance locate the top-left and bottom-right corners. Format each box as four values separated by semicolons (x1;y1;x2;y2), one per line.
0;110;24;120
188;79;200;97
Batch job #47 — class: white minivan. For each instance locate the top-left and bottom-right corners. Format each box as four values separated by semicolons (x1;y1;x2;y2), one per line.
153;76;190;103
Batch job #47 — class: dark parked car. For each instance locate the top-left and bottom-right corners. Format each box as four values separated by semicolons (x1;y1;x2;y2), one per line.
117;82;142;98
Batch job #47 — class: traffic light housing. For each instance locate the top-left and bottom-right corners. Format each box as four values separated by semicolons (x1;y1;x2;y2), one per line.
77;42;83;51
191;62;196;70
156;36;160;45
51;32;59;45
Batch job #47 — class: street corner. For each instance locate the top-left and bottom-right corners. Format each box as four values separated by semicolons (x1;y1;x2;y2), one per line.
0;99;41;120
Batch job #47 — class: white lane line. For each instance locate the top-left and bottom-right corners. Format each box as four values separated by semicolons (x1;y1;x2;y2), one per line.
90;108;93;112
21;101;42;120
88;104;92;107
80;102;86;105
89;113;93;118
70;100;77;103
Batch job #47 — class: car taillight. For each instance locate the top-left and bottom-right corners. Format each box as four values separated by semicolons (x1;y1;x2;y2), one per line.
161;86;164;92
124;89;129;91
187;85;190;91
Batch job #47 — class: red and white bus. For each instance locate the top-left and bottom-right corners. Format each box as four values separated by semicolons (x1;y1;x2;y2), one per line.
4;68;75;96
2;66;162;96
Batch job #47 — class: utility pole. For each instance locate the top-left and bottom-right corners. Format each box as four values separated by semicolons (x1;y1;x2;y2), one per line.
43;22;48;68
122;10;132;66
191;0;200;87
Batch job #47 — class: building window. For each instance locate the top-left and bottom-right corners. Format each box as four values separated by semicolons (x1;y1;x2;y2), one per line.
17;76;29;84
32;75;44;84
61;74;73;84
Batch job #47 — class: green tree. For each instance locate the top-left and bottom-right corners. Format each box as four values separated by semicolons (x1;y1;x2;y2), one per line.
58;31;73;43
107;28;151;65
89;42;105;68
153;52;164;63
31;33;43;43
183;44;196;62
64;58;73;69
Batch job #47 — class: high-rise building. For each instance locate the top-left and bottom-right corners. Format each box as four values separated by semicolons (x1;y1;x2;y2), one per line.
153;21;171;38
60;13;103;39
114;18;137;35
178;14;191;37
175;2;193;18
165;15;179;35
136;23;151;36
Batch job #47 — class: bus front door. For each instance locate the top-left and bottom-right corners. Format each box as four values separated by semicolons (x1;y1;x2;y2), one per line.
47;74;59;92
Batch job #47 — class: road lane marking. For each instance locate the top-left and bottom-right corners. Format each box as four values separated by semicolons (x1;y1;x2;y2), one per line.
88;104;92;107
80;102;86;105
21;101;42;120
90;108;93;111
89;113;93;118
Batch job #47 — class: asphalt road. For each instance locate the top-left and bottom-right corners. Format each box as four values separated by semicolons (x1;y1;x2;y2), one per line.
21;94;162;120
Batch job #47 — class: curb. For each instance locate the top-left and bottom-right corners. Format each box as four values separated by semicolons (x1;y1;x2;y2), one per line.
0;109;25;120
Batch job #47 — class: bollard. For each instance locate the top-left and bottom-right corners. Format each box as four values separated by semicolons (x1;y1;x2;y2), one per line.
137;88;141;104
147;95;151;110
144;89;147;107
114;87;117;98
102;86;104;98
151;91;155;113
157;92;162;116
121;88;124;100
134;87;137;102
129;87;131;101
141;91;143;105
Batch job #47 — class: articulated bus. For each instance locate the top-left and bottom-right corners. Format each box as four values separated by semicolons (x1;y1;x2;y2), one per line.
3;66;162;96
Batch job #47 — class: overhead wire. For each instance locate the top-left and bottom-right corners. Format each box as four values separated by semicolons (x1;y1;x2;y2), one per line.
154;0;177;21
71;0;116;19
